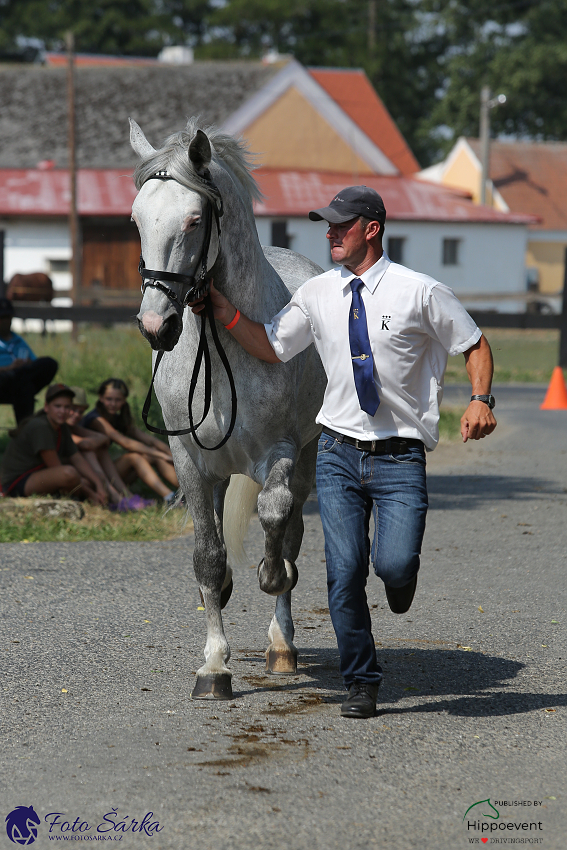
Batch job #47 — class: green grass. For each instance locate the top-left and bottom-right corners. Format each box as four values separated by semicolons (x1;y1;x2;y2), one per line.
0;502;191;543
445;329;560;384
438;407;463;442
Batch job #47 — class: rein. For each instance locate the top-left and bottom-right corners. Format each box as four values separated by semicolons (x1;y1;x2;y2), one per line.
139;170;237;451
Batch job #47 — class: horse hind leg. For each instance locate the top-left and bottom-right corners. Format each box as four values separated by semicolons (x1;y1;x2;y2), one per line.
264;437;318;674
257;455;298;598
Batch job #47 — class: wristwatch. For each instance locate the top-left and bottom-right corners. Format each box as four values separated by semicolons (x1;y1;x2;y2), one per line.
470;394;495;409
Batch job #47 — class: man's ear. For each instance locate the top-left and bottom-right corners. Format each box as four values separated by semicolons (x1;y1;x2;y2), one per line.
366;220;382;240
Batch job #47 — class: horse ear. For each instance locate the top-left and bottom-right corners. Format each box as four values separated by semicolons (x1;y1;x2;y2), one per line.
189;129;211;175
129;118;156;159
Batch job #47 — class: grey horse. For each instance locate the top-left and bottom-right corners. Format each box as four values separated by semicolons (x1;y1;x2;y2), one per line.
130;117;326;699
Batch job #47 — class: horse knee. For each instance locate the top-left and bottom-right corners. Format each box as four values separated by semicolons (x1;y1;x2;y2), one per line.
258;484;294;532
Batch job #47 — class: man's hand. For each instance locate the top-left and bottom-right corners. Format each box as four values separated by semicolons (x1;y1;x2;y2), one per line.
189;280;236;326
460;400;497;442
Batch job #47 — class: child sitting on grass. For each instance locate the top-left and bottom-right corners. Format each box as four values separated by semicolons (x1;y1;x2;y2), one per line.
82;378;179;504
1;384;107;504
66;386;131;506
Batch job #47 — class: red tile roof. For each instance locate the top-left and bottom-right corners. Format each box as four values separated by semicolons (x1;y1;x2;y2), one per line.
468;139;567;231
0;169;136;216
254;169;536;224
0;167;536;225
309;68;420;176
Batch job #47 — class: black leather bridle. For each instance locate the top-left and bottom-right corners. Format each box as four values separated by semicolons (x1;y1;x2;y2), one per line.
139;169;237;451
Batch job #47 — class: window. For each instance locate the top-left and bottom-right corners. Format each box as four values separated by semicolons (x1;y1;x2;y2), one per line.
271;221;290;249
387;237;405;264
442;238;460;266
48;258;70;273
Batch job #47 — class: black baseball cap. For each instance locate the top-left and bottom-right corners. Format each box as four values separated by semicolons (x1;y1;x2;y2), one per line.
45;383;75;403
309;186;386;225
0;297;14;317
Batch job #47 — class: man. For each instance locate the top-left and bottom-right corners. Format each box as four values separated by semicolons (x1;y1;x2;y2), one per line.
0;297;58;423
191;186;497;719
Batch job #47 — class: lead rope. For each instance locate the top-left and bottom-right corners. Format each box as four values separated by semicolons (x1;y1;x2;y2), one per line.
141;292;238;450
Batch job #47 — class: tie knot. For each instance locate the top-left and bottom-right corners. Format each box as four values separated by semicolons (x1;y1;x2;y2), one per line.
351;278;363;293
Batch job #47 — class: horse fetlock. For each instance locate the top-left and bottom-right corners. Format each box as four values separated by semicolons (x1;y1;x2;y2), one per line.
257;558;298;596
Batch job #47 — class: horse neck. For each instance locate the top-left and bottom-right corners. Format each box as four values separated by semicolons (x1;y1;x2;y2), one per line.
211;172;282;320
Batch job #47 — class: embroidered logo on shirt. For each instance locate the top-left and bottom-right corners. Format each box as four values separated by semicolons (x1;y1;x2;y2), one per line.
381;316;391;331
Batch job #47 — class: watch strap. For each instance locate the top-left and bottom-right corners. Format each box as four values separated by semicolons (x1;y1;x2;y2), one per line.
471;394;495;409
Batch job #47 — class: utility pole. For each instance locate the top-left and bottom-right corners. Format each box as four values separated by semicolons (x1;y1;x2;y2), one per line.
66;31;81;311
479;85;506;206
368;0;377;52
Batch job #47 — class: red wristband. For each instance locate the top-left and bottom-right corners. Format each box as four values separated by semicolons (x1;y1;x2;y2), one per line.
224;309;241;330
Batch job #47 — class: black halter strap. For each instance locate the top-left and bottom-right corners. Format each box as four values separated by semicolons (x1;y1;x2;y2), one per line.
139;169;237;451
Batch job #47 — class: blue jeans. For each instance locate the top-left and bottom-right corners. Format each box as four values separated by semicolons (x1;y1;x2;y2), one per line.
316;432;428;688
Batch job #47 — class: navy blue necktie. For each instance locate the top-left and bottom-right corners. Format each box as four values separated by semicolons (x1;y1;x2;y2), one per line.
349;278;380;416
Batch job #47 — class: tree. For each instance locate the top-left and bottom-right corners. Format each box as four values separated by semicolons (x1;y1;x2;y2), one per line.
420;0;567;156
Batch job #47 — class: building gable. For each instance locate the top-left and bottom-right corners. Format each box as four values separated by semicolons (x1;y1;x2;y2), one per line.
308;68;420;176
223;59;398;175
241;85;374;174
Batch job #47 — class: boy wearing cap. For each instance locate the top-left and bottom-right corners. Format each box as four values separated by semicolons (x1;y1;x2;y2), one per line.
190;185;497;719
0;297;58;423
1;384;107;504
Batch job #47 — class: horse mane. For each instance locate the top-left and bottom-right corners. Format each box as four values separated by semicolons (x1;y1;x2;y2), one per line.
133;117;262;205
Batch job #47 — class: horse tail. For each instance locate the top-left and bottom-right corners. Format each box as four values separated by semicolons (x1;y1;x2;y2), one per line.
223;474;262;567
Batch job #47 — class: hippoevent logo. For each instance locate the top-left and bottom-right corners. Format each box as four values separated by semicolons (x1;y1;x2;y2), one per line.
463;798;545;843
4;806;164;843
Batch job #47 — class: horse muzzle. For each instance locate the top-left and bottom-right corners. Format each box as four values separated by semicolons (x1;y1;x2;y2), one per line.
138;308;183;351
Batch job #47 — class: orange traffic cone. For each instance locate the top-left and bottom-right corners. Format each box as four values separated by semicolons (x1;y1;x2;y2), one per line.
540;366;567;410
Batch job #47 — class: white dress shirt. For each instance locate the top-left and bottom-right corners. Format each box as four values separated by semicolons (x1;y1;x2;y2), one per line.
265;254;481;449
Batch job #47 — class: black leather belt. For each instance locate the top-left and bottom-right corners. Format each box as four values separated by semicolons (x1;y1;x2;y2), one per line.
322;427;423;454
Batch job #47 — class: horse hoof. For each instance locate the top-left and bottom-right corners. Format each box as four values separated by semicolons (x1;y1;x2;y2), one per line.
220;577;233;610
266;648;298;675
191;673;233;700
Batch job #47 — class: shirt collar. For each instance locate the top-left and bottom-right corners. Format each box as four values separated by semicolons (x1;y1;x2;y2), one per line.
339;253;391;294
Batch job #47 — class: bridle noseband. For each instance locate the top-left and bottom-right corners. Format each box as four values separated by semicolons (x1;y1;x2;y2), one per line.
139;168;237;452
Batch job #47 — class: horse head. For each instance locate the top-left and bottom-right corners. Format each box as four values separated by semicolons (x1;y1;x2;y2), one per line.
130;120;222;351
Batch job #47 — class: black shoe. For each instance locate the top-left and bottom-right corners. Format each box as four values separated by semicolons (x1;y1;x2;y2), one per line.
385;575;417;614
341;681;379;718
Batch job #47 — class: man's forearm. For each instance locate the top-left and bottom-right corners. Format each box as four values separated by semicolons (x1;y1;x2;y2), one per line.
226;310;281;363
464;334;493;393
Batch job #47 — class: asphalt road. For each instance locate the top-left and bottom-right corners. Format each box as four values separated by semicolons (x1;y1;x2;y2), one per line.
1;383;565;849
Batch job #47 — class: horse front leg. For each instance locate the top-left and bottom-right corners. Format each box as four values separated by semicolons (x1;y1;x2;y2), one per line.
188;479;233;700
